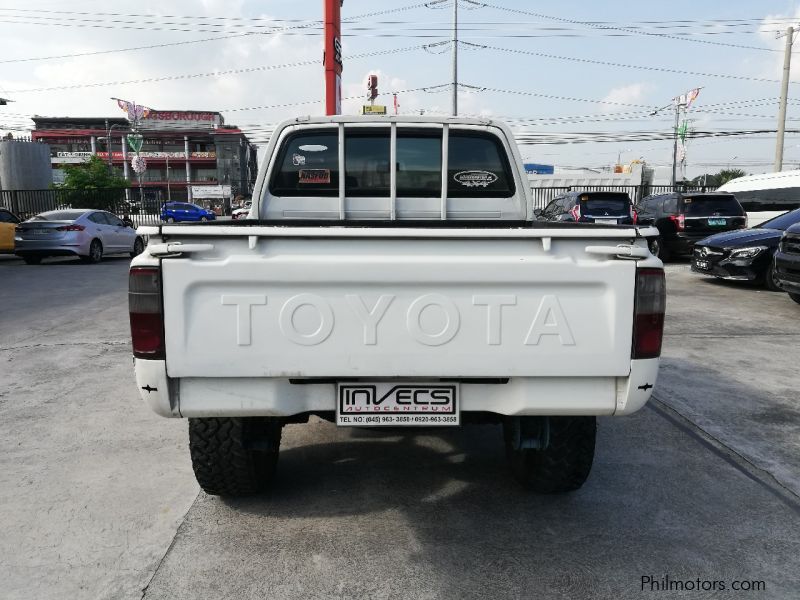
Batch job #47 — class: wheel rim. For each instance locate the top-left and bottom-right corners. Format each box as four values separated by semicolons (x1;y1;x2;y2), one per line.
91;242;101;261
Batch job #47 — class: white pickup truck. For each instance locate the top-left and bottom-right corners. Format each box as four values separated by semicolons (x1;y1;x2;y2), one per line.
130;116;665;497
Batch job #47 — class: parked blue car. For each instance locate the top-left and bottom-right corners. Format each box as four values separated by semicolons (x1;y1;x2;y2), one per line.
160;202;216;223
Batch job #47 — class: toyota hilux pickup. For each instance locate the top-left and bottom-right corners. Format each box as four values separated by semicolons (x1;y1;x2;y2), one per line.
130;116;665;497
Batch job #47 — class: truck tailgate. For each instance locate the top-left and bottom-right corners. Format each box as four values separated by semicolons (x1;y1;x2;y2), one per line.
161;234;636;378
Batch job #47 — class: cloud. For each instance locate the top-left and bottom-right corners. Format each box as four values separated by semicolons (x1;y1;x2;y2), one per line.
600;83;650;111
757;8;800;79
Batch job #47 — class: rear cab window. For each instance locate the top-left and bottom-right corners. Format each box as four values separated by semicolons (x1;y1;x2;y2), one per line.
681;194;744;217
264;122;523;221
578;192;631;216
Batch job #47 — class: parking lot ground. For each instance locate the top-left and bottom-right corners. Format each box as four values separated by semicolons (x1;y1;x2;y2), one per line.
659;262;800;498
0;256;199;600
144;412;800;600
1;256;799;599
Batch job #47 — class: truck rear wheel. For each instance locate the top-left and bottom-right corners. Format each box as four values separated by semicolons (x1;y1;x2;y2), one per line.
188;417;282;497
503;416;596;493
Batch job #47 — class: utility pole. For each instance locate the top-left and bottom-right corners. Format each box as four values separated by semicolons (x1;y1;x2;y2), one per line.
451;0;458;116
671;98;683;186
775;26;794;172
105;119;112;175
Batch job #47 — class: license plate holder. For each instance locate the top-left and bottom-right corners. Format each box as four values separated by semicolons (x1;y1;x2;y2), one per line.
337;382;460;427
595;218;618;225
708;218;727;226
694;259;710;270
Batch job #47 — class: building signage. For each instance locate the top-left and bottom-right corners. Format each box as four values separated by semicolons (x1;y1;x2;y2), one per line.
362;105;387;115
191;185;232;199
140;111;222;130
56;151;92;158
524;163;555;175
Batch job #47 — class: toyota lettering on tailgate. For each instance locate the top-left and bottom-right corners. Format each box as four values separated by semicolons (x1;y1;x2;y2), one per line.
220;293;576;347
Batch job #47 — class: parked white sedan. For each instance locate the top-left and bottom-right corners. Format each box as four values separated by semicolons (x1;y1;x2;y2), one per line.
14;209;144;264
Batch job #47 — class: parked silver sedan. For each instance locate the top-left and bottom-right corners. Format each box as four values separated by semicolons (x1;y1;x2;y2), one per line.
14;209;144;265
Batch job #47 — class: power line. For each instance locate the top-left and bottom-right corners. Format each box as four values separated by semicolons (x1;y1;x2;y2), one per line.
474;1;784;53
3;43;440;94
462;42;799;84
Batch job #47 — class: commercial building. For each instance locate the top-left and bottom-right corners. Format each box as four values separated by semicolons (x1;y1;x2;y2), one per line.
31;110;258;204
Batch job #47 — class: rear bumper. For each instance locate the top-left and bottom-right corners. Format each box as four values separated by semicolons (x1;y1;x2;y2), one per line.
134;358;659;419
667;233;712;255
14;238;91;257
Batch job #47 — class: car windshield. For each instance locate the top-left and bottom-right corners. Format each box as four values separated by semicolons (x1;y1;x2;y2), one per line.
579;193;631;216
682;195;743;216
756;209;800;230
30;210;86;221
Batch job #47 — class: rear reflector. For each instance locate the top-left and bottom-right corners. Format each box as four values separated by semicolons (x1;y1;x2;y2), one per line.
632;268;666;359
129;266;165;359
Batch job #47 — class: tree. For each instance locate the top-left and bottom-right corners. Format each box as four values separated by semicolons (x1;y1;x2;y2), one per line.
60;155;129;189
56;155;130;210
690;169;747;188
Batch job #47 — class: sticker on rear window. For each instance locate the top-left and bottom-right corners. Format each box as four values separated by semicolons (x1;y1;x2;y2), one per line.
453;170;498;188
298;169;331;184
292;153;306;166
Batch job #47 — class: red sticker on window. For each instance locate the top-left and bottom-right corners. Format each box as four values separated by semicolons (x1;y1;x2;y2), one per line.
298;169;331;184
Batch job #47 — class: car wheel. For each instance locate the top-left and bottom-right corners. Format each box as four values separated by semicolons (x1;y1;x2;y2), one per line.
789;293;800;305
189;417;282;497
166;217;175;223
763;261;783;292
654;237;671;262
22;256;42;265
130;237;144;258
81;239;103;264
503;416;596;493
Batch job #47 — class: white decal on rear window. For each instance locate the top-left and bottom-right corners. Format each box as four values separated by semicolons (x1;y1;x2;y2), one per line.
453;170;499;187
292;153;306;166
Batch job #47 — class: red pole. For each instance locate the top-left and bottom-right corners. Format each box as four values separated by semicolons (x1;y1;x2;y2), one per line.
324;0;343;115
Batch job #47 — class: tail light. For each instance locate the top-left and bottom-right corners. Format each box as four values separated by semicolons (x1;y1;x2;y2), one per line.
569;204;581;221
56;224;85;232
129;267;165;359
632;268;665;359
669;214;685;231
631;208;638;224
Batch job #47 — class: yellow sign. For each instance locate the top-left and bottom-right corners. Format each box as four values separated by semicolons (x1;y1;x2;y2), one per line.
362;105;387;115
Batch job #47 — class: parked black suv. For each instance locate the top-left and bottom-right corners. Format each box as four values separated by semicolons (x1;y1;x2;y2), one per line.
774;222;800;304
636;192;747;260
691;208;800;290
534;191;636;225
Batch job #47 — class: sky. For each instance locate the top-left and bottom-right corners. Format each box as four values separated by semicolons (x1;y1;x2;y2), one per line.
2;0;800;182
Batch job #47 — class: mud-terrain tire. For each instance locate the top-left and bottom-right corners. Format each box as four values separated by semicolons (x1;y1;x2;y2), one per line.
504;416;596;493
189;417;282;497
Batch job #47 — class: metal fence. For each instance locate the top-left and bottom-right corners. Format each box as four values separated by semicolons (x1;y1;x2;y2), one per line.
2;184;720;224
529;184;718;210
0;188;163;227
